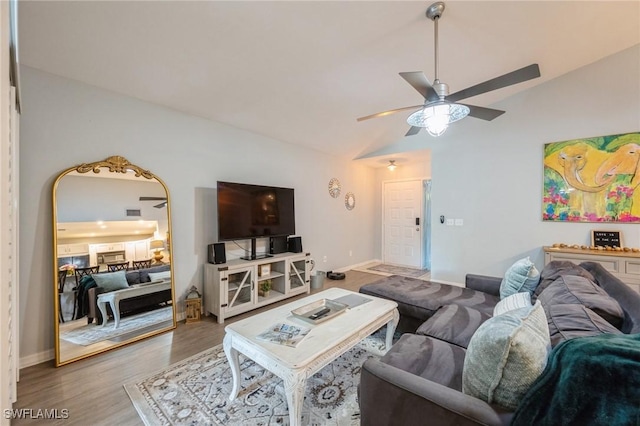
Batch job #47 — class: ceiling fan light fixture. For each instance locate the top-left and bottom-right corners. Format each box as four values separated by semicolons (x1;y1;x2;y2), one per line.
387;160;397;171
407;102;470;137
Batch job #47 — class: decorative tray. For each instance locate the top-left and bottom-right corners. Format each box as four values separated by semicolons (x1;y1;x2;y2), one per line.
291;299;348;325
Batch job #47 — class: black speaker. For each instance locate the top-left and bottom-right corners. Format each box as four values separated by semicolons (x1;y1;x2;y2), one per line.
269;236;288;255
287;236;302;253
208;243;226;264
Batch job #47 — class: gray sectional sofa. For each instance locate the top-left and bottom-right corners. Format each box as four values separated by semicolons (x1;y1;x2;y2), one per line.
358;261;640;425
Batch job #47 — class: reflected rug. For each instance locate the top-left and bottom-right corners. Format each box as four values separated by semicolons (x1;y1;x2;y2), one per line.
124;332;390;425
366;263;429;278
60;306;173;346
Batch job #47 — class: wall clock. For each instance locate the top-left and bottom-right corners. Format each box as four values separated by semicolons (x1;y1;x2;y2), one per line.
345;192;356;210
328;178;341;198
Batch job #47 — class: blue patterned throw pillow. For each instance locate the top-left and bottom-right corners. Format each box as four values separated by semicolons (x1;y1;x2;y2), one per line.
500;257;541;299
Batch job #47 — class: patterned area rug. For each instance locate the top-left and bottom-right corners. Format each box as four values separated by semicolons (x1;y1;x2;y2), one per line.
124;332;390;425
366;263;429;278
60;306;173;346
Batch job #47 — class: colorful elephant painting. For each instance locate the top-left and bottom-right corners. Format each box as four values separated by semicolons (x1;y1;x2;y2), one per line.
543;132;640;222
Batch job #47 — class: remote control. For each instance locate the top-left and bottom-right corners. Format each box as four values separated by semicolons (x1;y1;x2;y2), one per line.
309;308;331;320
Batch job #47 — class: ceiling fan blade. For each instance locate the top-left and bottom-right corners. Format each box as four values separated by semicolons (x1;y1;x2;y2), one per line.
446;64;541;103
139;197;167;201
357;105;423;122
405;126;421;136
399;72;439;102
153;201;167;209
461;104;506;121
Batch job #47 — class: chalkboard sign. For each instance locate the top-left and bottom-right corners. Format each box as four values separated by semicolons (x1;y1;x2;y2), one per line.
591;230;622;248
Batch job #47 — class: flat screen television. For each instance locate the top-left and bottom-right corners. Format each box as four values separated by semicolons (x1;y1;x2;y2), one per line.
217;181;295;260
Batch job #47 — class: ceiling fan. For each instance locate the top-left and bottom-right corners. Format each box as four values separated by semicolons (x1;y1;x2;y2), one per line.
357;1;541;137
139;196;167;209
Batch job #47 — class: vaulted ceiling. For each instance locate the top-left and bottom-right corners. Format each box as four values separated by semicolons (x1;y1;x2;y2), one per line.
18;1;640;161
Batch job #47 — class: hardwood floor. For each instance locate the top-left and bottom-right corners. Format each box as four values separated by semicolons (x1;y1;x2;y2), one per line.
13;270;383;425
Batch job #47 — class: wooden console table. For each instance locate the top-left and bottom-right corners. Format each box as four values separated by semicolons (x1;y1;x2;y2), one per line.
544;246;640;293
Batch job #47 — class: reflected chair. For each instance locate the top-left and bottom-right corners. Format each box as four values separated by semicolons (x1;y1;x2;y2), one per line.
74;266;100;320
57;270;68;323
107;261;129;272
132;259;152;270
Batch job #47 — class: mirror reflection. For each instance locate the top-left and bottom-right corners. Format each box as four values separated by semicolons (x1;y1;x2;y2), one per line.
54;156;176;366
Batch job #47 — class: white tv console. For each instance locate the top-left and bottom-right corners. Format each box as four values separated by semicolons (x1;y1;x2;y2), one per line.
203;252;311;323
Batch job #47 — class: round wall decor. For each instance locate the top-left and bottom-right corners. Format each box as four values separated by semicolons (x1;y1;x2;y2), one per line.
345;192;356;210
328;178;341;198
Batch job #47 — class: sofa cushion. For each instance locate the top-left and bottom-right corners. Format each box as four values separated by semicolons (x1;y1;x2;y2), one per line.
92;270;129;292
416;305;491;349
534;260;595;301
125;270;141;285
580;261;640;334
493;292;532;316
500;257;540;299
360;275;500;323
537;275;624;329
462;301;551;411
547;304;622;347
380;333;467;391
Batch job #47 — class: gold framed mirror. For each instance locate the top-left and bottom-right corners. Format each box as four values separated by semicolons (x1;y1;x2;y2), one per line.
53;156;176;366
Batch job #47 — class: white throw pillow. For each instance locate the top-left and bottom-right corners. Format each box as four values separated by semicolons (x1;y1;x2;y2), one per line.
148;271;171;282
494;292;532;316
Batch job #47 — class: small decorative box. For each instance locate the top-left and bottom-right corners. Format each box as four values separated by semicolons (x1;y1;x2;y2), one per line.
258;264;271;277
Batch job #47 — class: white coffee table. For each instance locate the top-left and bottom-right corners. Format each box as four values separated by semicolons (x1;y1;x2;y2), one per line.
223;287;399;426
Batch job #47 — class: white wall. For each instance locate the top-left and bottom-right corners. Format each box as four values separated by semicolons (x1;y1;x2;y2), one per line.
19;66;376;363
369;45;640;283
56;175;166;223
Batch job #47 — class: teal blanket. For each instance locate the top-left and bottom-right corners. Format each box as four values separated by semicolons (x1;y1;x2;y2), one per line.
512;333;640;426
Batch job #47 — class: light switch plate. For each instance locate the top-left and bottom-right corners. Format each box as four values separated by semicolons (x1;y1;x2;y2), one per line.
446;219;454;226
455;219;463;226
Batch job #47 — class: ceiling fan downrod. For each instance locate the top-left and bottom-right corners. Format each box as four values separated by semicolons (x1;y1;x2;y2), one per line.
427;2;448;99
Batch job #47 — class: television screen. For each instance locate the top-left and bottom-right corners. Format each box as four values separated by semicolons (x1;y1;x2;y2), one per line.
217;181;295;241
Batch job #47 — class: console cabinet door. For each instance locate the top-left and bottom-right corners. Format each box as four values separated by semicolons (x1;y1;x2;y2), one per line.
288;255;311;294
224;265;255;315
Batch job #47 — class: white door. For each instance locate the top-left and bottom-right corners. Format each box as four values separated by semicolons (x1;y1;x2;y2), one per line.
383;180;423;268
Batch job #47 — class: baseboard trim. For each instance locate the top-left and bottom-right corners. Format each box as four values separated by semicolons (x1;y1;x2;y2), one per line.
21;349;54;369
21;311;187;369
335;259;382;273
